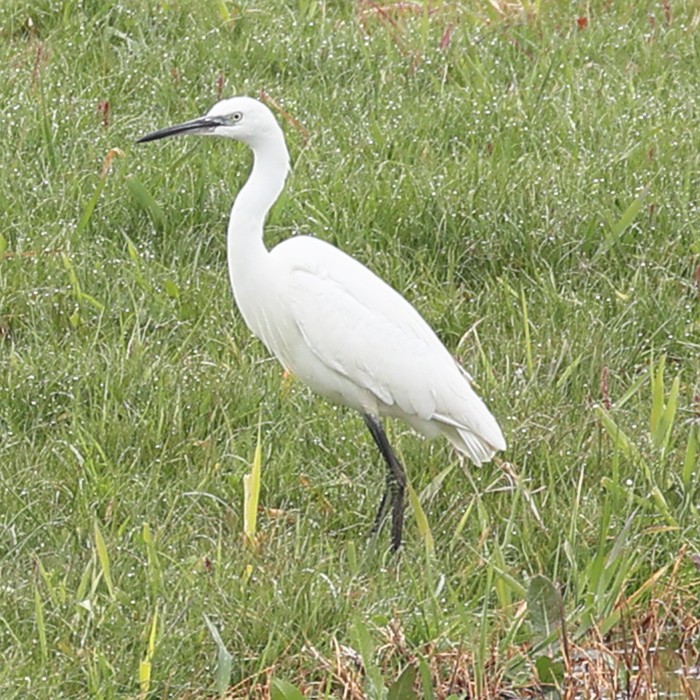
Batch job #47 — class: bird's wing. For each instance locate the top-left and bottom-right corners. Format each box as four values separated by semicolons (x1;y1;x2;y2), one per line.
289;263;442;417
276;237;503;452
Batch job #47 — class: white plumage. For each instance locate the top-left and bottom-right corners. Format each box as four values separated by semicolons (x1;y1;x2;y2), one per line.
138;96;505;550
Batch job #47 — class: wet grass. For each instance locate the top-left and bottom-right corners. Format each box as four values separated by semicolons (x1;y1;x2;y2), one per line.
1;0;699;697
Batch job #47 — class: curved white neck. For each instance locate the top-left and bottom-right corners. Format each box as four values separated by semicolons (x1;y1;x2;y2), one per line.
228;134;290;261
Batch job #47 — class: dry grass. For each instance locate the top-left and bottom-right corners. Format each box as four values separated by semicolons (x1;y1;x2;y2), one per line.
223;554;700;699
222;609;700;699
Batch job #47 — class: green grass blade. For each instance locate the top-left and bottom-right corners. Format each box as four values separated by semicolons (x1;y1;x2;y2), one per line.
594;405;640;461
598;185;650;255
418;463;454;503
650;354;666;443
93;520;115;600
615;370;648;409
658;374;680;453
682;428;698;493
203;614;233;698
139;608;158;699
407;479;434;556
33;583;48;663
520;286;534;377
141;524;162;596
243;422;263;543
449;498;475;550
492;540;512;609
62;253;105;311
212;0;232;26
75;179;107;236
612;187;650;237
126;176;167;229
75;147;126;236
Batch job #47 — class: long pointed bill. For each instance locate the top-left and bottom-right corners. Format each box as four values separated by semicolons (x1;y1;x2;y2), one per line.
136;115;225;143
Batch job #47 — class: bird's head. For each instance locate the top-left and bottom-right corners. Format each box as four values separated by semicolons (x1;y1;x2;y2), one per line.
137;96;282;150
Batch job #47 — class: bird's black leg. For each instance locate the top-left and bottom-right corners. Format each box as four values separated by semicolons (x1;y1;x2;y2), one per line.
370;469;392;536
363;414;407;552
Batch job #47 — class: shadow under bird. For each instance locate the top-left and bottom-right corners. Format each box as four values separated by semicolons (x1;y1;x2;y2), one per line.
137;96;506;551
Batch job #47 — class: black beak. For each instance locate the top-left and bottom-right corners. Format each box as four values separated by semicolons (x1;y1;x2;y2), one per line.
136;116;225;143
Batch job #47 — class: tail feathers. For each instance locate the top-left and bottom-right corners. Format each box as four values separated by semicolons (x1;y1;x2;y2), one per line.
433;404;506;466
441;424;505;466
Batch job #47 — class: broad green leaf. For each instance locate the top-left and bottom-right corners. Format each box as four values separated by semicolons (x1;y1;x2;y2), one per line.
417;655;435;700
270;679;306;700
527;574;563;639
388;664;418;700
352;618;375;667
163;277;180;300
535;655;565;685
352;618;386;699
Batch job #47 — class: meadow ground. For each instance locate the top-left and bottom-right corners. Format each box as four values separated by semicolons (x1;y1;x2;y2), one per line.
1;1;699;697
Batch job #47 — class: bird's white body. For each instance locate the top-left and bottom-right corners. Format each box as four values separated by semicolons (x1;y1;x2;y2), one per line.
215;97;505;464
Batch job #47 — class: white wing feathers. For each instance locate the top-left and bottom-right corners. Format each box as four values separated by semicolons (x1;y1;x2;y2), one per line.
290;266;436;413
274;236;505;464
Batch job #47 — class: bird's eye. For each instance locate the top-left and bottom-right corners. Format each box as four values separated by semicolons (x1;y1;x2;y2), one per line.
230;112;243;123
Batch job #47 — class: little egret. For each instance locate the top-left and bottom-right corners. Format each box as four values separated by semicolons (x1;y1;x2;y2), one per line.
137;96;505;551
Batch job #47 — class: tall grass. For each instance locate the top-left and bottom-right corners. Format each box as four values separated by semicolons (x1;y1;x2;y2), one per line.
1;0;698;697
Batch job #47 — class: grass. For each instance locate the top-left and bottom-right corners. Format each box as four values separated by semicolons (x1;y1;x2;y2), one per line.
1;0;699;697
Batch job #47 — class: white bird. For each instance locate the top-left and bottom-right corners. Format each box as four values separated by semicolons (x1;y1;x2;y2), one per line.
137;96;505;551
